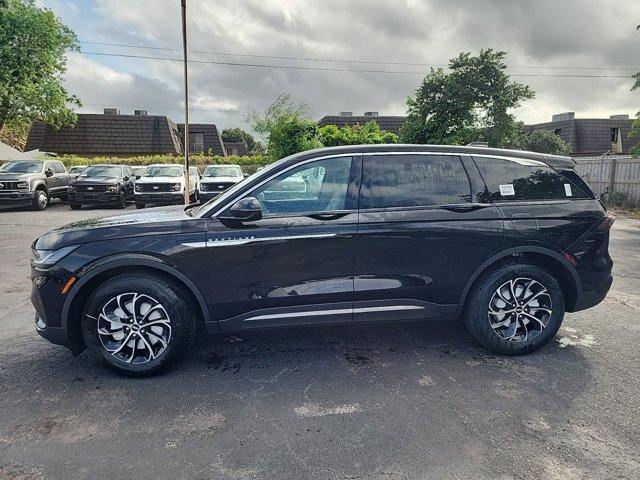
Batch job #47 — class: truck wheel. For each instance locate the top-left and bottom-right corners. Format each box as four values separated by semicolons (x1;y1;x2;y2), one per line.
464;263;565;355
81;272;197;376
116;192;127;209
32;190;49;211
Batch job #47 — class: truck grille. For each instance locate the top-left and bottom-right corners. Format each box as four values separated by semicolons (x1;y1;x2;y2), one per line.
137;183;175;192
201;182;234;192
75;184;107;192
0;181;20;191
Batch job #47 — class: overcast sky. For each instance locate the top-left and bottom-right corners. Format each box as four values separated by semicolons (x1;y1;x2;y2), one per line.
39;0;640;133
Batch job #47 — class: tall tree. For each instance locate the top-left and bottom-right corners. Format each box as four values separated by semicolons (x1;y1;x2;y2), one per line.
250;93;322;159
221;127;262;154
400;49;535;147
0;0;81;132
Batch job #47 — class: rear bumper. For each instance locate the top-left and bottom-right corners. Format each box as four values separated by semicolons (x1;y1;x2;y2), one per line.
0;191;35;206
572;274;613;312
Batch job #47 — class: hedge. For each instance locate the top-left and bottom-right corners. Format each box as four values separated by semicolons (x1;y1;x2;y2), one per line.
58;154;274;173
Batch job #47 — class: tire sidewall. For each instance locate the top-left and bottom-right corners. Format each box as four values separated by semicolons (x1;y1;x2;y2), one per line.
81;274;196;375
33;190;49;210
465;263;565;355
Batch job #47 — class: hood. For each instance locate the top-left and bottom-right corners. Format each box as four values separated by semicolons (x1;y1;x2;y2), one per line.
73;176;120;185
136;176;184;184
0;172;39;181
34;205;193;250
201;176;243;183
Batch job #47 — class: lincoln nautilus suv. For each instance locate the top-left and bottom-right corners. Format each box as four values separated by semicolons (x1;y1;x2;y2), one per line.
31;145;614;375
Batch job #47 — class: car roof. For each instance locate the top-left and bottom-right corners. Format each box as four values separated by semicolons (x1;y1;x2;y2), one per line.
283;144;576;169
147;164;183;168
205;164;242;168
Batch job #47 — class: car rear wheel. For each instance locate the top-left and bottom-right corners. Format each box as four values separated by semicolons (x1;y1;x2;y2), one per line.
81;272;197;376
464;263;565;355
135;202;145;209
32;190;49;211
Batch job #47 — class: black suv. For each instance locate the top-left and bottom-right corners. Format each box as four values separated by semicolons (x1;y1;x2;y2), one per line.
30;145;614;375
0;159;69;210
69;164;134;209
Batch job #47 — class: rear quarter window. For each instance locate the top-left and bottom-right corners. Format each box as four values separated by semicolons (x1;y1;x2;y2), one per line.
474;157;590;201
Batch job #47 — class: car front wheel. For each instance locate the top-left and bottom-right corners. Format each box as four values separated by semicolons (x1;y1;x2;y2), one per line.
115;192;127;209
81;272;197;376
464;263;565;355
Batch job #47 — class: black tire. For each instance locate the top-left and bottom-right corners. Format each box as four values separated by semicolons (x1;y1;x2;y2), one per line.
464;263;565;355
135;202;145;209
81;272;197;376
32;189;49;211
115;192;127;209
69;202;82;210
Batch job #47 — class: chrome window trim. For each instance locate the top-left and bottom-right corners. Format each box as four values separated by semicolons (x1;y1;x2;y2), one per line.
209;150;548;217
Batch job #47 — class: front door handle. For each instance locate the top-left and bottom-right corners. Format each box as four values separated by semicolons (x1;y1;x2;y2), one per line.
307;212;350;220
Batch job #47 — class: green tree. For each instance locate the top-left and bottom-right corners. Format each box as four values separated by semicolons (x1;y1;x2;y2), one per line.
319;121;399;146
0;0;81;131
400;49;535;147
250;93;322;159
221;127;264;154
508;128;571;155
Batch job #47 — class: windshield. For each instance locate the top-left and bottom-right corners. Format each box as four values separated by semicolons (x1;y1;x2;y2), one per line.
131;167;146;175
80;165;122;178
204;166;242;177
69;166;86;173
0;161;42;174
143;166;183;178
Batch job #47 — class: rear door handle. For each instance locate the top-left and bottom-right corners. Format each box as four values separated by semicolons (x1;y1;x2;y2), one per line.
441;204;487;213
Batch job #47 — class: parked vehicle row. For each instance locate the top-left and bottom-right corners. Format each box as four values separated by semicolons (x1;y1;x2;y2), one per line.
29;145;614;375
0;160;246;211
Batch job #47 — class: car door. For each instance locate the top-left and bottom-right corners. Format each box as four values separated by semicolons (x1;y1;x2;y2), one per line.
205;155;360;331
353;153;504;322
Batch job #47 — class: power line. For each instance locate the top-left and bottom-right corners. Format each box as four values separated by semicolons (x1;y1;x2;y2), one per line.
81;51;634;79
79;40;640;71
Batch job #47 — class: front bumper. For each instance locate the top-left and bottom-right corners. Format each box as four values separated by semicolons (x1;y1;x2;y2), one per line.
135;192;183;204
572;274;613;312
0;191;35;206
70;192;120;204
198;191;222;201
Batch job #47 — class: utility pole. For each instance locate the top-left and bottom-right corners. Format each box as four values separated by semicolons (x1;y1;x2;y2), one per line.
181;0;190;205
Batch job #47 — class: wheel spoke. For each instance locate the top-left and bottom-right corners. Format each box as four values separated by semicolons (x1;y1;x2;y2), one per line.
108;331;133;354
522;312;547;330
524;290;550;307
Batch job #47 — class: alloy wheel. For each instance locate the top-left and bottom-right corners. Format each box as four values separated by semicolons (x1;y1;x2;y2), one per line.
488;277;553;342
96;292;172;364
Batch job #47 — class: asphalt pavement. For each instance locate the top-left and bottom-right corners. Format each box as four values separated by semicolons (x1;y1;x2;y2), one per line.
0;200;638;480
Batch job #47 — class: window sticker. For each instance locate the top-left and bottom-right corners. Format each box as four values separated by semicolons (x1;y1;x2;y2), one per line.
564;183;573;197
499;184;515;196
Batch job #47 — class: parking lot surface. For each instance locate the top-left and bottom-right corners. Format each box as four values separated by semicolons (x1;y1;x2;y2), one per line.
1;201;639;480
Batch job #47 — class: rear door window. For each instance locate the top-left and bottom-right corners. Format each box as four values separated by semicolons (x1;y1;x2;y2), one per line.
362;155;471;209
475;157;590;201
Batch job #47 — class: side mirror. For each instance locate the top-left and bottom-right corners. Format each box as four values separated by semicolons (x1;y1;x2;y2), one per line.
135;175;141;180
45;169;53;177
123;176;130;181
228;196;262;222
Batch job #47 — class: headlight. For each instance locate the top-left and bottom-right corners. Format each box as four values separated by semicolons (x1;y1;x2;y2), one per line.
106;184;119;193
172;183;182;191
32;244;79;268
17;181;29;190
135;184;142;192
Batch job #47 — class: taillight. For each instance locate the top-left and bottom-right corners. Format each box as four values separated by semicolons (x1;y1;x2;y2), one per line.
595;212;616;232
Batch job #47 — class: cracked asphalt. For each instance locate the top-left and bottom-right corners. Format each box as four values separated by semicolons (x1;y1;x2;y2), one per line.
1;201;639;480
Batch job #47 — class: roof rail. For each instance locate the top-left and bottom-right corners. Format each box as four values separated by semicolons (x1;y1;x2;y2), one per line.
466;141;489;147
